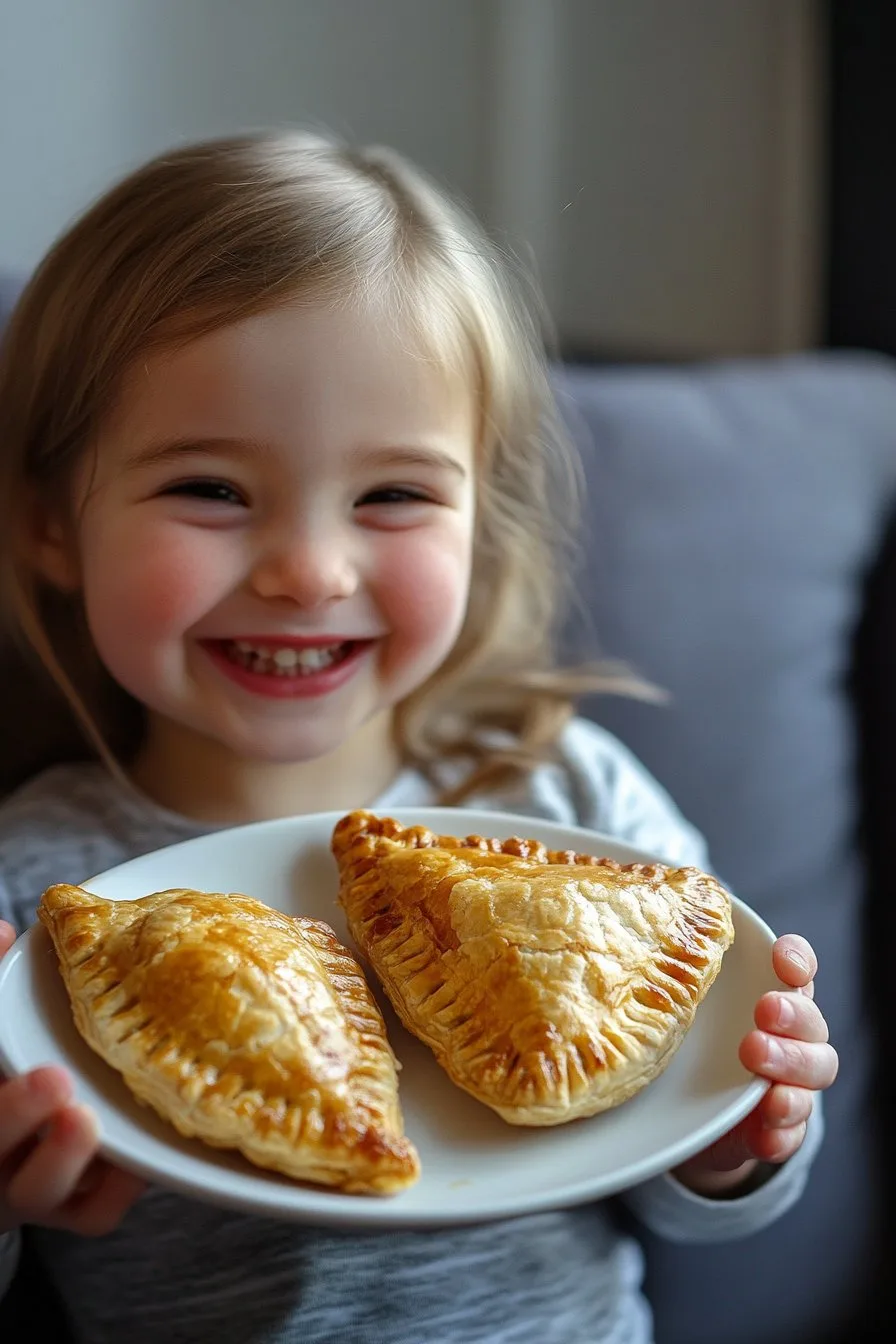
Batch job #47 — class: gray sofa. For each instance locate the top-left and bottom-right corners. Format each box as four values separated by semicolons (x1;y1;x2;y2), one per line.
1;270;893;1341
558;357;896;1343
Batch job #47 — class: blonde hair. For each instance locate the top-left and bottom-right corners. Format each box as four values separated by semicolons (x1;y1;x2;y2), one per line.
0;131;643;801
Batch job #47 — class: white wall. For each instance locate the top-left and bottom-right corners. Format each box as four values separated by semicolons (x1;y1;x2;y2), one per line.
0;0;824;357
0;0;490;271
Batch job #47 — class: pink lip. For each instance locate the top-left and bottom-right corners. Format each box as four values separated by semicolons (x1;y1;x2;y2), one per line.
220;635;364;648
200;638;375;700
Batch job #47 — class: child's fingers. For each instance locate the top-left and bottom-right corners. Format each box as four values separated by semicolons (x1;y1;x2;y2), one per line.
5;1105;99;1222
745;1120;808;1165
739;1031;839;1089
675;1098;812;1181
0;921;16;958
753;991;829;1043
757;1084;814;1130
58;1159;147;1237
0;1067;74;1160
772;936;817;990
677;1113;762;1174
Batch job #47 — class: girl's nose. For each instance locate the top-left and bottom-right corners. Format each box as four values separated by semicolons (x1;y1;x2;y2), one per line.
250;529;358;608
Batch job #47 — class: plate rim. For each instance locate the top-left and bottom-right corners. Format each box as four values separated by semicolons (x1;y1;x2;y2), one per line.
0;807;775;1229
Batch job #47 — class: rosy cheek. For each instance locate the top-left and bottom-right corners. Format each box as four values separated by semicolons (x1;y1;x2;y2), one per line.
129;560;213;631
376;527;472;663
80;524;226;641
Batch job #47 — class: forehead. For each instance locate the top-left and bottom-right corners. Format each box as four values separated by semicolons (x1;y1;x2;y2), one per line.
102;301;477;448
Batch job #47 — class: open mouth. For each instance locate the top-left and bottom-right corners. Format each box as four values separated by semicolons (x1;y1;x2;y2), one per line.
218;639;358;677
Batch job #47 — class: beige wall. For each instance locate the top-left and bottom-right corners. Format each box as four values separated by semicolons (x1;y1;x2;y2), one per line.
0;0;823;357
484;0;824;356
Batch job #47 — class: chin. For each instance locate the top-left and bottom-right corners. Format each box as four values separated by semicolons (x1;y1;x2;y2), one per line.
215;720;369;767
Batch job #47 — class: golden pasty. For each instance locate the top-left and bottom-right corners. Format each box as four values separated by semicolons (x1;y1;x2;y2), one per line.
39;884;420;1194
332;811;734;1126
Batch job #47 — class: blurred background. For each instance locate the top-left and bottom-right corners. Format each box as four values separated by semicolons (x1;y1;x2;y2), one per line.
0;0;861;362
2;0;893;362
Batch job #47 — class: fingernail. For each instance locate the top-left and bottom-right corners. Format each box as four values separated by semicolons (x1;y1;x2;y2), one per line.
786;949;809;974
27;1067;72;1104
74;1104;99;1140
777;996;795;1028
765;1038;785;1069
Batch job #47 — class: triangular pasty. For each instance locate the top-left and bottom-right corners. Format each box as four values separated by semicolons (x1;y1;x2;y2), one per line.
39;885;420;1194
332;811;734;1126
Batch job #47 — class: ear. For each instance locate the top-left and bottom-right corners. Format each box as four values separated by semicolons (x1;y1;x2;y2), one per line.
21;491;82;592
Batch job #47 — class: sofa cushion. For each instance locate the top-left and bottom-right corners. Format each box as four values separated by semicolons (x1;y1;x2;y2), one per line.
558;352;896;1344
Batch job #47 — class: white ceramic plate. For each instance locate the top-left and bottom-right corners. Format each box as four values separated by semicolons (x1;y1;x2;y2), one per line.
0;808;776;1230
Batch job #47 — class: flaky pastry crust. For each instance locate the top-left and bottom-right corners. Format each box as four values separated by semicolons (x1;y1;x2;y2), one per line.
332;811;734;1126
39;884;420;1194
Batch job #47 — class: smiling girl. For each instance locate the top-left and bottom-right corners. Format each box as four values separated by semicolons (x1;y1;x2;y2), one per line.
0;132;836;1344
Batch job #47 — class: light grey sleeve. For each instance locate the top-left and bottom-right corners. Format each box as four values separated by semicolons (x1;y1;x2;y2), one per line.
554;718;711;869
622;1101;824;1243
0;765;180;935
0;813;58;935
0;861;50;939
0;1230;21;1302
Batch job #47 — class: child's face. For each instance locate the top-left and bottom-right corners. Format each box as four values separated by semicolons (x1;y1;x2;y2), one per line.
61;300;476;765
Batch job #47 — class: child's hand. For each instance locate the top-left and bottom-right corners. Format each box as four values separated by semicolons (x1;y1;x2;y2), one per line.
674;934;838;1196
0;919;145;1237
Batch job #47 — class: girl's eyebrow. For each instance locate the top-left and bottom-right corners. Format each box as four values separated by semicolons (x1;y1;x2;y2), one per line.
123;439;468;477
122;437;271;470
349;446;468;478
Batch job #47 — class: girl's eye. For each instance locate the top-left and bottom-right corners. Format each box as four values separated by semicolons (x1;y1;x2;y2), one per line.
162;479;246;506
356;487;431;507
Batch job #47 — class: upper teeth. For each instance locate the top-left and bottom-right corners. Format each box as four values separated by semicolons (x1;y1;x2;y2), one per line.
232;641;343;670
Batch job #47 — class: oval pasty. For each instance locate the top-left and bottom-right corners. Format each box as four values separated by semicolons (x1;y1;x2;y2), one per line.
332;811;735;1126
38;884;420;1194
